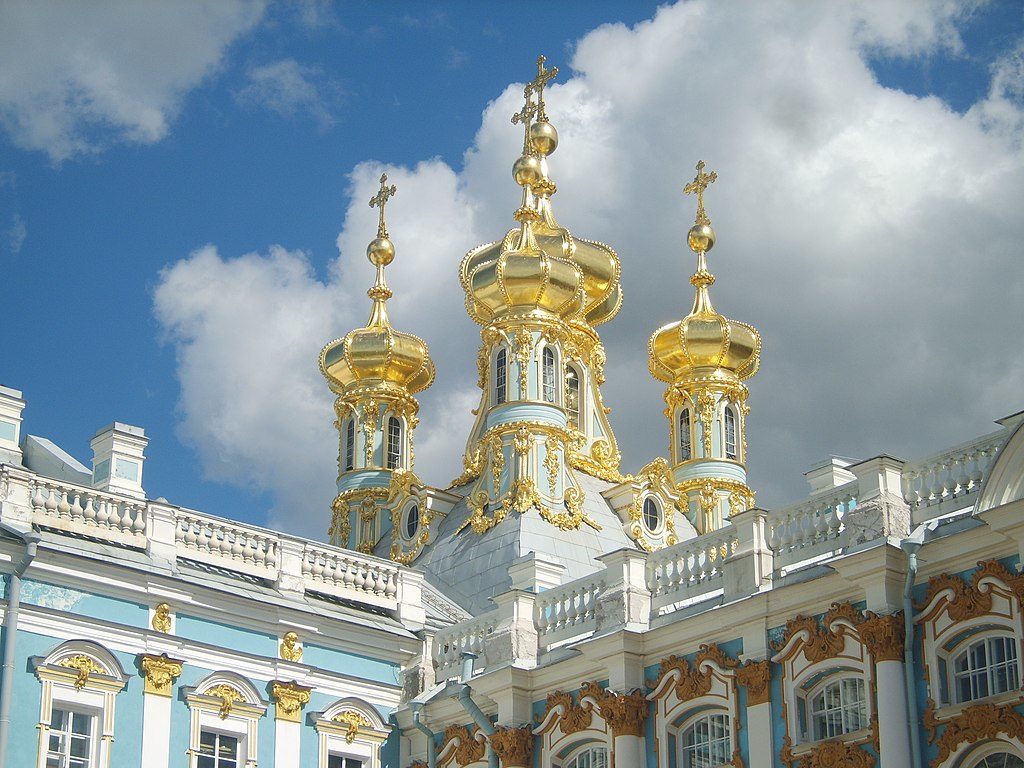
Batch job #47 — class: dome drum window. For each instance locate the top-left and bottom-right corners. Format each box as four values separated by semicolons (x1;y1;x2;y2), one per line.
344;418;355;472
542;346;557;404
723;406;738;460
678;408;692;461
566;365;581;430
386;417;402;470
495;348;508;405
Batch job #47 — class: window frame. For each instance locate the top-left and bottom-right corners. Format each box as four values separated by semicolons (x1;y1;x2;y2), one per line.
562;743;609;768
677;711;733;768
803;675;869;742
642;496;662;534
315;700;390;768
678;408;692;462
45;705;98;768
494;347;507;406
344;418;355;472
196;728;242;768
950;634;1021;705
565;364;582;431
403;503;420;542
185;673;266;768
386;416;402;470
723;405;738;461
541;346;558;404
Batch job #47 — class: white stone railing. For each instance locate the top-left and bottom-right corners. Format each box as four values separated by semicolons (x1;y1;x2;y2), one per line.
28;476;147;547
534;572;606;649
647;526;737;612
176;510;279;578
301;543;399;610
432;609;500;680
766;481;856;573
902;428;1007;523
1;465;419;621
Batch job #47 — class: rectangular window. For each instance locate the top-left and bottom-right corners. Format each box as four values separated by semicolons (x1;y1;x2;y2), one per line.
46;708;95;768
197;730;239;768
328;756;364;768
344;419;355;471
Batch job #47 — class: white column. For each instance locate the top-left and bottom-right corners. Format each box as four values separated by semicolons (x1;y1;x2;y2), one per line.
745;701;774;768
612;734;644;767
875;659;911;767
274;719;301;768
140;692;173;768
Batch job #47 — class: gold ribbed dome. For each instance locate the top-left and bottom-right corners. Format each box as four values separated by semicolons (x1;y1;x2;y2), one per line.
460;57;621;328
320;174;435;396
649;162;761;385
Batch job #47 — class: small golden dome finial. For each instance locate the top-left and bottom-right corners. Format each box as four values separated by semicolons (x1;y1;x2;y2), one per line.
367;173;397;267
683;160;718;253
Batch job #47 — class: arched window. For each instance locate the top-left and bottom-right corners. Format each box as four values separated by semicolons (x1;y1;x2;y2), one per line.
954;636;1019;703
643;497;661;532
344;418;355;472
495;348;507;405
679;408;692;461
405;504;419;540
542;347;557;403
809;677;867;740
724;407;738;460
681;713;731;768
386;417;402;469
565;745;608;768
566;366;580;430
972;754;1024;768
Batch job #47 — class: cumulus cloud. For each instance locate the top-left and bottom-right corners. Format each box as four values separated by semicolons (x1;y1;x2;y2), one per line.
0;1;265;162
156;0;1024;537
235;58;340;129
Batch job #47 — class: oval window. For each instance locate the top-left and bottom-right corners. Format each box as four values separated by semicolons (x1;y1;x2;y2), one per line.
405;505;420;540
643;497;661;531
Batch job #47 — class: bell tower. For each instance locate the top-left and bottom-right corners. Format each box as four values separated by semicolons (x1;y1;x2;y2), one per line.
648;162;761;532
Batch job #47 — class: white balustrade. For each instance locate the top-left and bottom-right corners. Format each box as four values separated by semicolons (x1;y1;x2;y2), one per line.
902;429;1006;522
175;511;279;577
766;481;855;573
29;478;146;547
534;573;605;649
301;544;399;609
432;610;500;680
647;527;737;612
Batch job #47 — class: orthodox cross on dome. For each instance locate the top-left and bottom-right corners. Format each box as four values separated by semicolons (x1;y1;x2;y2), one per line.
369;173;397;239
511;88;539;153
529;54;558;121
683;160;717;227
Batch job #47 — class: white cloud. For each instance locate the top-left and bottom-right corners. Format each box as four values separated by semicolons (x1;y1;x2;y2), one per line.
6;213;26;254
0;1;265;162
235;58;339;129
156;0;1024;537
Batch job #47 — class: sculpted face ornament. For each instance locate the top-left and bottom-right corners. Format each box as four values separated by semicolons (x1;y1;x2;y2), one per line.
280;631;302;662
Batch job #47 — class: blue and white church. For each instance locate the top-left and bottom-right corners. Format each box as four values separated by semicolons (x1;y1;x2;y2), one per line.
3;56;1024;768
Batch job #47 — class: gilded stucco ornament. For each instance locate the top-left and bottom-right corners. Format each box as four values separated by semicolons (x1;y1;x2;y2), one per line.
140;653;183;697
859;611;904;662
334;710;371;743
271;681;311;723
489;725;533;767
151;602;172;633
442;724;485;765
57;654;104;690
207;684;245;719
627;457;682;550
541;690;593;735
735;659;771;706
279;631;302;662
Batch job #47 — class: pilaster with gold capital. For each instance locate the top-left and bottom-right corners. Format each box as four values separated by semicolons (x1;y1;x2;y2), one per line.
140;653;184;697
270;680;312;723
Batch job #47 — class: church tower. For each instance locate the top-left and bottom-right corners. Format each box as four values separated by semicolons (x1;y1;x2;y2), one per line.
648;162;761;533
454;56;624;534
320;175;435;552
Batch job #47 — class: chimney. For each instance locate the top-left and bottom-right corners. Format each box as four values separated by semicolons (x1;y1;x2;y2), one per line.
0;385;26;465
90;422;148;499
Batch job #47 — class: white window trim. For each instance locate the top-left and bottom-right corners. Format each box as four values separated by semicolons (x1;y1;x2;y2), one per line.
559;742;609;768
565;363;584;433
538;343;559;406
936;736;1024;768
946;632;1022;706
185;673;266;768
799;673;870;743
672;709;733;768
721;403;739;462
33;640;127;768
385;415;404;470
315;699;390;768
493;347;508;406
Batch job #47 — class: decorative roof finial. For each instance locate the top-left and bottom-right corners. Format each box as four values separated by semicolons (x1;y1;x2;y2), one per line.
683;160;718;255
369;172;397;239
529;55;558;122
511;88;539;154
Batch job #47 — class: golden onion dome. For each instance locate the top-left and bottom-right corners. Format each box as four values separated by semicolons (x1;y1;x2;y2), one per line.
648;162;761;385
460;57;621;328
320;174;435;397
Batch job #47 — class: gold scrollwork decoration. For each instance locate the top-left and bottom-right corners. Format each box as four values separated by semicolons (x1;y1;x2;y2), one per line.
333;710;371;744
57;655;104;691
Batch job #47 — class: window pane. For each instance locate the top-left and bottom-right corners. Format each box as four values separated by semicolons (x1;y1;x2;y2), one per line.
197;757;215;768
71;713;91;735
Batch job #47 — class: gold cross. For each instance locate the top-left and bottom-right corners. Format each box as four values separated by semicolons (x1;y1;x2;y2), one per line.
511;87;539;153
529;55;558;121
683;160;717;226
368;173;397;238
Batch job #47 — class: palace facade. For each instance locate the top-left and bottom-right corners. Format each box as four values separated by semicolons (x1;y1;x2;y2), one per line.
2;56;1023;768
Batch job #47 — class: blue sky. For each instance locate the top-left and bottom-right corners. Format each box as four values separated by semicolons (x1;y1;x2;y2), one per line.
1;1;1022;537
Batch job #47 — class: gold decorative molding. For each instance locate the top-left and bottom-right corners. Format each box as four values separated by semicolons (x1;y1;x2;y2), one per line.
773;602;863;663
923;699;939;743
735;659;771;706
541;690;593;735
918;559;1023;620
140;654;183;697
932;703;1024;768
489;725;533;767
799;741;875;768
280;631;303;662
152;602;172;633
859;612;904;663
57;655;104;690
590;687;648;737
649;643;738;702
207;684;245;719
442;724;485;766
270;681;311;723
334;710;371;744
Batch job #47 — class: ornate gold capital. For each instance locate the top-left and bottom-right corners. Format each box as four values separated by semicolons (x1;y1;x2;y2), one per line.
152;602;172;633
271;680;311;723
489;725;533;767
140;653;183;697
595;688;648;737
860;611;904;663
735;659;771;706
